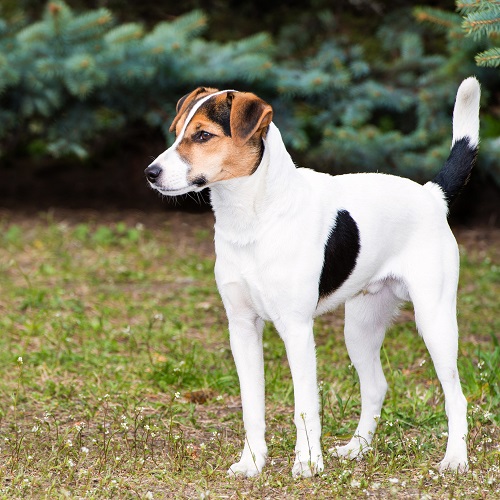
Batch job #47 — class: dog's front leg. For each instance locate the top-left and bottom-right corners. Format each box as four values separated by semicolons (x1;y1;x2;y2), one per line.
277;319;324;477
227;310;267;477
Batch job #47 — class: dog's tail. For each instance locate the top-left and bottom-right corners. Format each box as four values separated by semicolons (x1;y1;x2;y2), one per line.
426;77;480;207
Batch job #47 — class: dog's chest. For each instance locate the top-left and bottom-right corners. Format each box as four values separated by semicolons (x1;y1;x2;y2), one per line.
214;225;325;321
215;241;275;320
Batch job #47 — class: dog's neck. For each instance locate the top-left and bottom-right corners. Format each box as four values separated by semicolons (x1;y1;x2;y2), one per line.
210;123;300;244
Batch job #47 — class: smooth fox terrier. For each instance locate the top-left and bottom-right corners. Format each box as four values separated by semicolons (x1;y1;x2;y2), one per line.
145;78;480;478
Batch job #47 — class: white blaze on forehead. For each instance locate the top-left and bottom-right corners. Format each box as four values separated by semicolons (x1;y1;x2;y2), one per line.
173;89;238;146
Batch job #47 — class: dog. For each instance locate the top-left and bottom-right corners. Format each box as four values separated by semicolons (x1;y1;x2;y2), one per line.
145;78;480;478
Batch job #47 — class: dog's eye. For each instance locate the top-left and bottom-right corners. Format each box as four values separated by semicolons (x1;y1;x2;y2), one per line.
193;131;213;142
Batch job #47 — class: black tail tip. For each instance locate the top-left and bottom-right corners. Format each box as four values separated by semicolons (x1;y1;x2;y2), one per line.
432;137;478;206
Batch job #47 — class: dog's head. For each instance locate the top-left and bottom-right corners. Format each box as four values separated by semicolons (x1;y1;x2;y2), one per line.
145;87;273;195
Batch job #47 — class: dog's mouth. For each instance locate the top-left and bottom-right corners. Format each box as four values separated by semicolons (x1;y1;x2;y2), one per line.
148;182;206;196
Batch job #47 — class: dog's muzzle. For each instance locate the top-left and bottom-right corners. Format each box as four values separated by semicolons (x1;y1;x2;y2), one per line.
145;164;162;184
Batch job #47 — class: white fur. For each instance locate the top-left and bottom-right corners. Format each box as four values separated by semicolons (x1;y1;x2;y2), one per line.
452;77;480;147
147;79;480;477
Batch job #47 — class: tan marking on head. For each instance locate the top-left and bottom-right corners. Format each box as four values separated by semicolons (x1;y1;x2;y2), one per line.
227;91;273;147
173;91;273;185
169;87;219;135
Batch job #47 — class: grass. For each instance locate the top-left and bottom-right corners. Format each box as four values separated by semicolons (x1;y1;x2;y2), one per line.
0;210;498;499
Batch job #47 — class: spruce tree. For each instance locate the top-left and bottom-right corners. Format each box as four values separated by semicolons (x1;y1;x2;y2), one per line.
416;1;500;68
0;1;499;187
460;0;500;67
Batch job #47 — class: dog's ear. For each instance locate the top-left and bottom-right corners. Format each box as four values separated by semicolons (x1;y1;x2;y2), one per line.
228;92;273;147
169;87;217;133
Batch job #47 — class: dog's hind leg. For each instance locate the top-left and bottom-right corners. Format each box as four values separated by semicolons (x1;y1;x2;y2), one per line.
407;255;468;473
333;284;401;459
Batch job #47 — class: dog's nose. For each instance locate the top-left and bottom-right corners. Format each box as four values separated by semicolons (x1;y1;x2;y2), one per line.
145;164;162;183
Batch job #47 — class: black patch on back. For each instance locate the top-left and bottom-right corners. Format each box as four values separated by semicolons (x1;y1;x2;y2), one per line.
432;137;478;206
318;210;360;299
202;99;231;137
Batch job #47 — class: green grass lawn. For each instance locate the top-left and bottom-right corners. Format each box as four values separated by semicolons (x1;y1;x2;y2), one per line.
0;210;498;499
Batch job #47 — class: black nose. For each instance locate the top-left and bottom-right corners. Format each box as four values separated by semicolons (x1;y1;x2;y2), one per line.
145;164;162;183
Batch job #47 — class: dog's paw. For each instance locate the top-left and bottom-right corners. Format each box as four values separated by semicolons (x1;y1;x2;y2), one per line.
292;456;324;478
330;441;371;460
227;461;261;478
227;455;265;478
438;455;468;474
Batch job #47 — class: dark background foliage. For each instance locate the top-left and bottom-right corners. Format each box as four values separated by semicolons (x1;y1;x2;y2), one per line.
0;0;498;224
